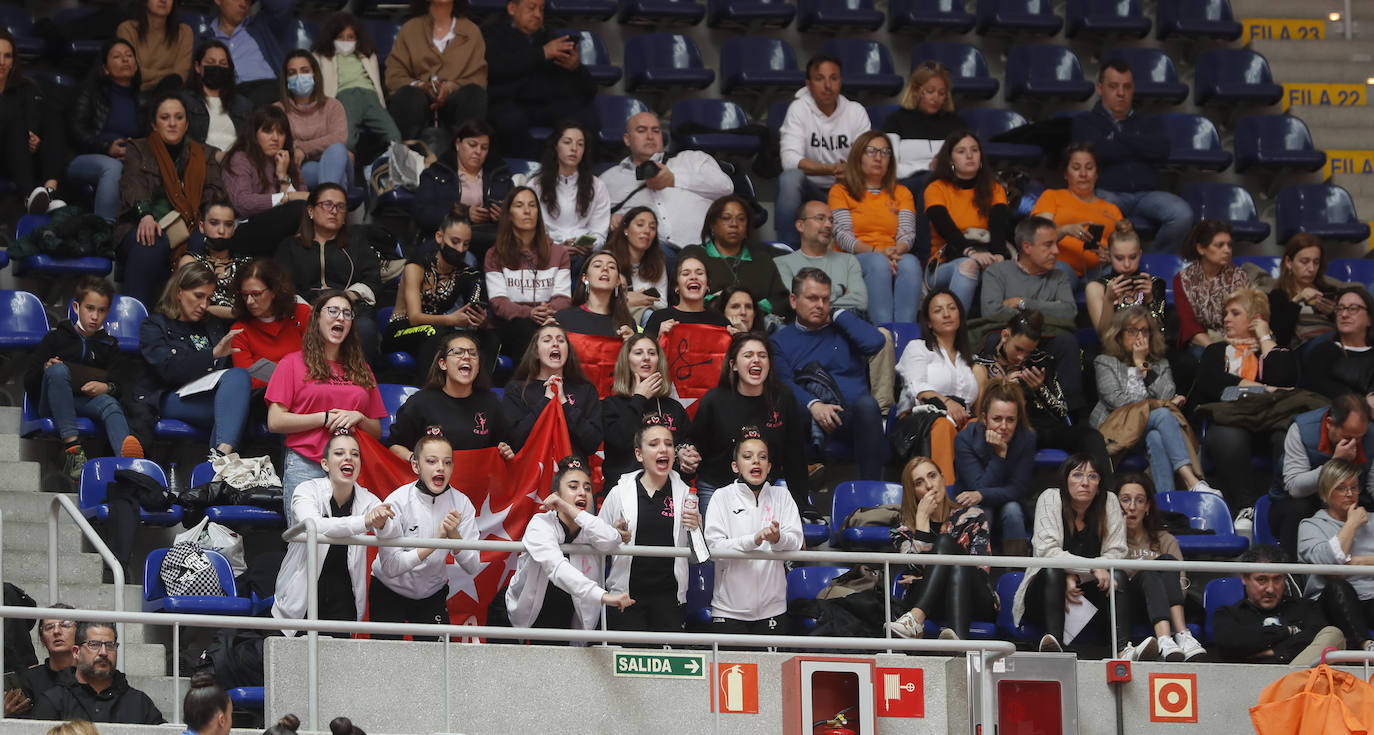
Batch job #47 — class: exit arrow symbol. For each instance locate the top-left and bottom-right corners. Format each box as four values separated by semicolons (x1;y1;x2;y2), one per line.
685;660;700;674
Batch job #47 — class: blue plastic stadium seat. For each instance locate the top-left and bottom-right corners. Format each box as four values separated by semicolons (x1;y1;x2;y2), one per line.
1252;494;1277;546
974;0;1063;35
1156;0;1241;41
889;0;976;34
20;392;97;439
13;214;115;278
67;295;147;356
1180;183;1270;243
719;37;804;94
766;100;792;138
686;564;714;626
546;0;619;20
1149;113;1232;171
1233;115;1327;174
1034;449;1069;470
362;20;402;71
467;0;513;15
882;322;923;360
379;383;421;445
717;161;768;229
1100;47;1187;103
1065;0;1150;38
671;99;761;155
957;108;1042;165
623;34;714;92
1276;185;1372;245
0;6;46;56
189;463;286;528
909;42;999;100
995;572;1042;640
51;8;106;59
802;495;830;546
815;39;903;96
1203;577;1242;642
143;547;252;614
786;566;849;632
1155;492;1249;556
830;481;903;547
0;250;9;270
866;104;899;128
1328;259;1374;289
1231;256;1280;278
1005;45;1095;103
0;289;51;350
1194;48;1283;106
375;307;417;372
595;95;652;148
154;418;209;442
618;0;706;25
228;687;265;709
797;0;884;32
707;0;795;27
1139;252;1183;305
555;29;621;85
78;457;183;526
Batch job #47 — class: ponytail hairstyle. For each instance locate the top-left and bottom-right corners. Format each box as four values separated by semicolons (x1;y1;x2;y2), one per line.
263;714;302;735
1004;308;1045;342
183;671;230;733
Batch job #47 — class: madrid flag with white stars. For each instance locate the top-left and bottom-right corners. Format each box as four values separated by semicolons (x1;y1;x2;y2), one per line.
355;399;573;632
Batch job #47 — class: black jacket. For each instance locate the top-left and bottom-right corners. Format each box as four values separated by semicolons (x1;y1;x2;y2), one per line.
601;394;693;483
181;89;253;152
502;378;603;458
69;78;145;155
881;107;963;142
482;22;596;105
24;320;126;401
1070;102;1169;193
413;155;514;236
135;313;231;408
17;661;74;709
0;78;43;135
1212;594;1329;664
31;670;165;724
274;227;384;305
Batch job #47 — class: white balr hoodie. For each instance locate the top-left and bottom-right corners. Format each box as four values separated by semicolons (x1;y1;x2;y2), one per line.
779;87;873;187
703;481;803;621
598;469;692;604
505;509;622;630
273;477;399;636
371;482;481;599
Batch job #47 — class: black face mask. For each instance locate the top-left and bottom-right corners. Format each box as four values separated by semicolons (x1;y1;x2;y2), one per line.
201;65;232;91
205;236;233;252
439;246;466;267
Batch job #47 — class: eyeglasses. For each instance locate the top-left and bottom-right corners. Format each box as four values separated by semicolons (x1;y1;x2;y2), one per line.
80;640;119;652
1119;496;1148;507
40;621;75;633
322;305;355;321
1336;304;1368;315
240;289;268;301
1070;471;1101;483
862;146;893;159
314;201;346;214
1122;327;1151;337
445;348;479;358
801;214;831;224
1330;484;1360;495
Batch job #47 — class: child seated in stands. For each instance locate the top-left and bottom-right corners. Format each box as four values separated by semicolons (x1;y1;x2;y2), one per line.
704;427;803;635
371;427;480;638
26;277;144;481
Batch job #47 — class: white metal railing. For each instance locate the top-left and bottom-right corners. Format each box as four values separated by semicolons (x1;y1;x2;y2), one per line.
47;495;125;642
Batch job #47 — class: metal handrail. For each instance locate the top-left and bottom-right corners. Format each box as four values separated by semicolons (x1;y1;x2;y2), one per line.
49;494;125;642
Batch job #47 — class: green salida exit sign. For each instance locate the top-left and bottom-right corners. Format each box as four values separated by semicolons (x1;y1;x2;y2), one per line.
613;651;706;679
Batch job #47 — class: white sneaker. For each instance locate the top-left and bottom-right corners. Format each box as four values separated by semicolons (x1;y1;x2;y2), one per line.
46;198;67;213
1175;630;1207;661
1158;634;1185;662
1189;480;1222;496
1120;637;1159;662
1039;633;1062;653
938;627;958;641
1363;640;1374;654
25;186;50;214
886;612;923;639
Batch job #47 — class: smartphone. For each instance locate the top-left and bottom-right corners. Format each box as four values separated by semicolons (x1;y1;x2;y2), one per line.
3;671;20;692
574;234;597;249
1087;224;1105;241
641;288;661;299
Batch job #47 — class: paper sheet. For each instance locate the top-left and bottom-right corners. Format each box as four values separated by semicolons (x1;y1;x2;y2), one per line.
175;369;227;397
248;358;276;383
1063;596;1098;645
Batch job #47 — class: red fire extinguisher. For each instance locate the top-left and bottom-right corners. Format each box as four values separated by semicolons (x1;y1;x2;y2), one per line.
815;712;857;735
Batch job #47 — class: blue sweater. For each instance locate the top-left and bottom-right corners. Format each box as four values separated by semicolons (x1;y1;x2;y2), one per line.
771;309;886;406
1070;102;1170;193
952;422;1035;507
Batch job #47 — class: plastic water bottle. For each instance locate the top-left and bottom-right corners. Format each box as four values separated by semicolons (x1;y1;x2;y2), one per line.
683;487;710;564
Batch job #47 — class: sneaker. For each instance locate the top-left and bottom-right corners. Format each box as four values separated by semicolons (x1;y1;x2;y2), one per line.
1189;480;1222;496
1038;633;1062;653
1175;630;1207;661
886;612;923;639
1158;633;1185;662
1119;637;1158;662
46;198;67;213
25;186;50;214
938;627;958;641
63;446;88;483
120;436;144;459
1363;640;1374;654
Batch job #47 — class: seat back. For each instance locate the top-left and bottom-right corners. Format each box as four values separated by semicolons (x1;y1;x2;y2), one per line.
978;0;1058;19
378;384;421;442
1199;48;1275;87
882;322;923;359
1156;491;1236;534
558;29;612;67
505;158;540;181
1252;494;1276;546
995;571;1025;634
1236;115;1319;161
767;100;793;136
594;95;651;145
1067;0;1144;21
785;565;850;602
625;33;707;73
816;39;896;78
1162;0;1234;23
15;213;49;239
1155;113;1225;156
1180;183;1260;226
1232;256;1280;278
1139;253;1183;281
68;295;148;353
1101;47;1180;87
143;547;170;600
190;461;215;489
1328;258;1374;288
911;41;992;83
721;36;799;75
1007;44;1088;84
686;564;715;624
0;289;51;349
830;480;903;543
866;104;900;127
1277;185;1364;238
1203;576;1243;642
957;107;1031;139
363;20;402;66
78;457;170;511
671;99;752;135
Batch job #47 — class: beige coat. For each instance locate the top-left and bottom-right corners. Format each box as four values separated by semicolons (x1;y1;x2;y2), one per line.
313;51;386;106
383;15;488;96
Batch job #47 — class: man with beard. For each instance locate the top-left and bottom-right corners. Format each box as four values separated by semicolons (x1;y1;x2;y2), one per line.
32;622;164;724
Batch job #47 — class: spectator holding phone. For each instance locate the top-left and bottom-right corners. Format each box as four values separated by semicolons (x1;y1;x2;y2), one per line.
1030;144;1123;284
604;206;670;323
414;119;514;261
530;121;609;267
1085;221;1165;339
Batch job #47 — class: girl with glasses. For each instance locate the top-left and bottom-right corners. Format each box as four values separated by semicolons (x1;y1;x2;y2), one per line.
387;331;512;461
1303;286;1374;401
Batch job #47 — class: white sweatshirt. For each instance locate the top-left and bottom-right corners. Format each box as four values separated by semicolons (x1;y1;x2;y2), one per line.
703;481;803;620
598;151;734;248
529;171;612;250
779;87;872;187
598;469;692;604
371;482;481;599
505;509;622;630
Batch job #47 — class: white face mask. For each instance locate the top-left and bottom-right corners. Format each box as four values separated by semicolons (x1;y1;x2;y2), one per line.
334;40;356;56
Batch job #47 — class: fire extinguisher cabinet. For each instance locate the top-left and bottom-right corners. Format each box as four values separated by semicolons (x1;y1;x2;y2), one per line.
781;656;876;734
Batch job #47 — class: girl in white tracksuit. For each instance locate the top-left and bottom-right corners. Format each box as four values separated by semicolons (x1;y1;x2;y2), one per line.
704;428;803;634
505;456;632;634
370;428;482;639
599;419;702;632
273;430;399;636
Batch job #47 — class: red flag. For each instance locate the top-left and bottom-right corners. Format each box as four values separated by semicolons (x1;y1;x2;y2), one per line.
565;331;623;398
658;323;731;415
355;400;573;633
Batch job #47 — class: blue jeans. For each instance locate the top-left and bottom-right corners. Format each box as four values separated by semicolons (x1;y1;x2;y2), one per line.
775;169;831;247
159;367;250;451
282;449;328;526
66;153;123;223
694;479;717;519
1095;189;1194;254
38;363;130;448
856;251;922;324
1144;406;1192;494
302;142;352;190
926;257;978;312
820;393;887;481
998;500;1027;542
119;229;171;307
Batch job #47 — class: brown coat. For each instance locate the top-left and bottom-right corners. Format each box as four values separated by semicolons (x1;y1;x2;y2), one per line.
383;15;488;96
115;137;226;244
1098;399;1206;479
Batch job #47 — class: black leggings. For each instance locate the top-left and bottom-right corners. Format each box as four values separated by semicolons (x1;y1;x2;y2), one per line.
1269;495;1322;558
901;534;996;639
1318;578;1374;649
367;578;450;641
608;590;683;633
1024;567;1131;645
389;84;488;141
1125;554;1184;630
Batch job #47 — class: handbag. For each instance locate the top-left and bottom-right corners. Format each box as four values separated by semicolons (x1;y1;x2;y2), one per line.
211;452;282;491
816;564;884;600
174;516;246;577
160;541;228;597
1250;664;1374;735
157;209;190;250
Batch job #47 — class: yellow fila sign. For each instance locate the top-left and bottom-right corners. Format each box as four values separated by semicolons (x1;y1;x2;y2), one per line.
1323;150;1374;178
1243;18;1325;42
1283;83;1366;111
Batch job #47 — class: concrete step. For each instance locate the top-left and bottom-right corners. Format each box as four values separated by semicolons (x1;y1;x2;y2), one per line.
1333;174;1374;197
2;521;88;552
1312;129;1374;150
1289;104;1370;129
0;406;18;435
1251;38;1374;63
129;674;190;719
0;461;42;493
1232;0;1341;19
1261;60;1374;85
5;549;108;583
0;491;78;518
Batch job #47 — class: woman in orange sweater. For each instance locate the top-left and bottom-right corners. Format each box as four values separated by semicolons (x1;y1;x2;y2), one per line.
1031;143;1123;283
922;130;1010;312
827;130;922;324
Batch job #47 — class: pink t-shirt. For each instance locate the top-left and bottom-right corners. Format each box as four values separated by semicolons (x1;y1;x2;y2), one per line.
265;351;387;461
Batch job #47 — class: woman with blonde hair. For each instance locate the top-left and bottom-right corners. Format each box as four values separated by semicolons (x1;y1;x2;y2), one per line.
1085;220;1166;337
1298;458;1374;654
601;334;697;483
883;61;963;188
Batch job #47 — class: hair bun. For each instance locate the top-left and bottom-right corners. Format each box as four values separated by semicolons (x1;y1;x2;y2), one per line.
278;714;301;732
1114;219;1135;235
189;671;217;690
557;456;586;472
424;425;445;438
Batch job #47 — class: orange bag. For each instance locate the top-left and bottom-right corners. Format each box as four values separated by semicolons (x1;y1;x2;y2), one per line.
1250;664;1374;735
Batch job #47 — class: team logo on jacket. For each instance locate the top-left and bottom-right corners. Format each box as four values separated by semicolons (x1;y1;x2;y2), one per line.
766;411;782;429
662;498;675;517
473;412;489;436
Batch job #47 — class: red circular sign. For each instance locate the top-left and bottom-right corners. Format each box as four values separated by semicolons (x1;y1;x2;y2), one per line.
1159;682;1189;713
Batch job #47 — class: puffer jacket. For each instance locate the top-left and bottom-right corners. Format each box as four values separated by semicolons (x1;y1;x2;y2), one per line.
413;154;514;235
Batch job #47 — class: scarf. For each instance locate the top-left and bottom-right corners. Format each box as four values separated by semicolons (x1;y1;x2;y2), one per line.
1224;340;1260;382
1178;261;1250;333
1319;410;1368;465
150;134;207;229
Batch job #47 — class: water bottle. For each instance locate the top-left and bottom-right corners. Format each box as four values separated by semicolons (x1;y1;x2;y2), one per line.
683;487;710;564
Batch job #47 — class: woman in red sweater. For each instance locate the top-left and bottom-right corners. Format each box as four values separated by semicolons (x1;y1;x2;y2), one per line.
230;258;311;389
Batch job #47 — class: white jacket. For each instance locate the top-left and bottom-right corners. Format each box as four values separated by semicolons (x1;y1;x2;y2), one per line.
1012;488;1127;626
779;87;872;186
505;509;622;629
529;171;612;250
704;481;803;620
272;478;399;635
598;151;734;248
598;470;692;604
371;482;481;599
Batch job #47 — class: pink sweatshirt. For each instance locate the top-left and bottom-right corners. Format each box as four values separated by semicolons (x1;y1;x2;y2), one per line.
276;99;348;159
